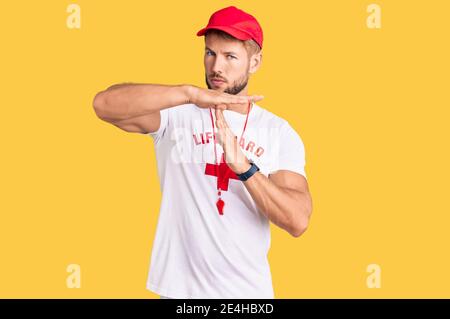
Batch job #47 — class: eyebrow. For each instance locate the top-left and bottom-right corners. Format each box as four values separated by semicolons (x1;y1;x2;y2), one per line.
205;47;238;55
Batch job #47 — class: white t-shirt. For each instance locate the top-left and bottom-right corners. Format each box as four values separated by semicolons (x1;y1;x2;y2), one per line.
146;102;307;299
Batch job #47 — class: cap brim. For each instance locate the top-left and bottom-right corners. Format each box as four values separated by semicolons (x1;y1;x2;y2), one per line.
196;25;253;41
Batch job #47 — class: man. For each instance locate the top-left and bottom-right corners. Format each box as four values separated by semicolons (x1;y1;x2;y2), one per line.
93;6;313;299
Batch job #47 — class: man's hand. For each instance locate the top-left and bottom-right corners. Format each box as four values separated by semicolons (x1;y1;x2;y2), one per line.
187;85;263;110
214;107;251;174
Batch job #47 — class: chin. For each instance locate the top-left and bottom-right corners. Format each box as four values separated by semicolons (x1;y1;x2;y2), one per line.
206;81;226;92
212;86;226;92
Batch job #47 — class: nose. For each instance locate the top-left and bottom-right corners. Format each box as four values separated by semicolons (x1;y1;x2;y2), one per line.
211;55;225;76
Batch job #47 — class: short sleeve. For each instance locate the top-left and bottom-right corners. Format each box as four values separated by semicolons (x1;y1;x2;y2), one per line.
148;108;169;145
269;122;307;179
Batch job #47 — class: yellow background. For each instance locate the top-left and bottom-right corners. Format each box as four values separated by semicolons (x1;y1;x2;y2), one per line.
1;0;449;298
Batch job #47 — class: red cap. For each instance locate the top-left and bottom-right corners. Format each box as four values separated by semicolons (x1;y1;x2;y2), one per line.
196;6;263;49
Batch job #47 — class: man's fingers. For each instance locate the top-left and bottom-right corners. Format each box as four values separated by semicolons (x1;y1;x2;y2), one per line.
215;109;224;145
225;97;248;105
215;103;227;111
218;108;230;129
221;93;264;104
215;107;220;124
215;108;224;129
250;95;264;102
215;108;232;138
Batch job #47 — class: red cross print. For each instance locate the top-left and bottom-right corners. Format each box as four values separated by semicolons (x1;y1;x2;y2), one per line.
204;153;239;191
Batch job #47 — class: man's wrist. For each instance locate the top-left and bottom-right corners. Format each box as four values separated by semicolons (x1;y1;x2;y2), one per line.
182;84;197;104
233;161;252;175
236;161;260;182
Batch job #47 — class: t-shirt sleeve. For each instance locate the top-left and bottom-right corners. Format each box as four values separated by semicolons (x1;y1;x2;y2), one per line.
269;122;307;179
147;108;169;145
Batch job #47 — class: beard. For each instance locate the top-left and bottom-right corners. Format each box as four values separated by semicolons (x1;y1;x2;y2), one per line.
205;70;249;95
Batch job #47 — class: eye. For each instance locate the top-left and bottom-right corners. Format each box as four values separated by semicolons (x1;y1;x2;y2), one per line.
206;50;215;56
227;55;236;59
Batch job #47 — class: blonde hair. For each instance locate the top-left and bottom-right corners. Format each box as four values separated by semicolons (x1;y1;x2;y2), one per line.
205;29;261;57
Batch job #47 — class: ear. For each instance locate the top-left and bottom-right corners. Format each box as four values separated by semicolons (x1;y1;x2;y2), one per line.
248;51;262;74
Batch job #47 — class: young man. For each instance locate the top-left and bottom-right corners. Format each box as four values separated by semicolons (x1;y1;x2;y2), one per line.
93;6;313;299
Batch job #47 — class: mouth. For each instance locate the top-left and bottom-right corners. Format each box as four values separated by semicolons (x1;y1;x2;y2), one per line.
211;78;226;86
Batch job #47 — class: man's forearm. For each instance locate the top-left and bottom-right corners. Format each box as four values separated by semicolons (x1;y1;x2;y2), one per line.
93;83;192;121
242;171;311;237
